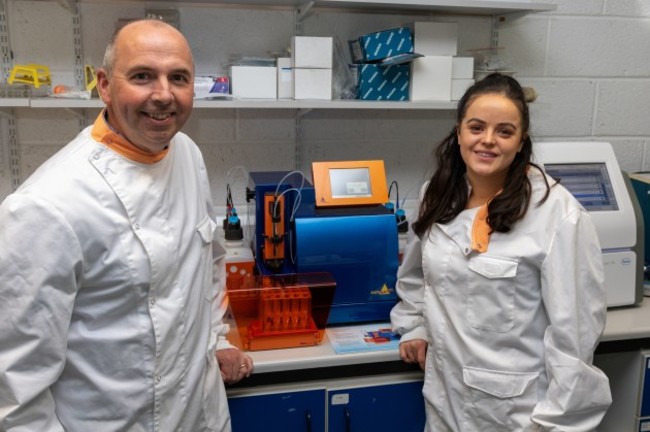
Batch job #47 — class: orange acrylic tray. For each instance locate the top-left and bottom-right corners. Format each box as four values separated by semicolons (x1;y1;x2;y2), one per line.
226;272;336;351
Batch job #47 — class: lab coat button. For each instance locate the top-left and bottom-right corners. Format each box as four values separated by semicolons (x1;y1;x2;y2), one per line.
134;223;140;230
93;153;100;160
156;375;162;383
150;297;156;306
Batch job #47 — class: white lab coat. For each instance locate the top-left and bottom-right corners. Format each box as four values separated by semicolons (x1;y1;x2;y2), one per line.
391;169;612;431
0;125;233;431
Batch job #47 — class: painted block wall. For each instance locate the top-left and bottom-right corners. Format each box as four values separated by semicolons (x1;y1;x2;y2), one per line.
501;0;650;176
1;0;649;219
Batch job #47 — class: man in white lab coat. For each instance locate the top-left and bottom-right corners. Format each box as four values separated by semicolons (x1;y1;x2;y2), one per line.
0;19;250;431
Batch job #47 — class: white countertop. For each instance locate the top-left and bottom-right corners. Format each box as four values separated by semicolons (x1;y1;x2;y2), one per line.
247;299;650;374
600;298;650;342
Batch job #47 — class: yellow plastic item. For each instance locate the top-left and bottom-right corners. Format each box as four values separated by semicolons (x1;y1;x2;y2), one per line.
84;64;97;91
7;64;52;88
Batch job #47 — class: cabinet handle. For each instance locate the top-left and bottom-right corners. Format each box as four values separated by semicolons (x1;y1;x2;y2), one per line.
305;409;312;432
345;407;351;432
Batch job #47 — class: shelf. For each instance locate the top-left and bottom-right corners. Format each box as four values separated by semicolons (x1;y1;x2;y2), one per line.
29;98;105;108
193;98;457;109
298;0;557;15
79;0;556;15
0;98;30;107
6;97;456;110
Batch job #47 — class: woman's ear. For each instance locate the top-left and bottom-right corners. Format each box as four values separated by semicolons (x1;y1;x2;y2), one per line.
517;135;527;153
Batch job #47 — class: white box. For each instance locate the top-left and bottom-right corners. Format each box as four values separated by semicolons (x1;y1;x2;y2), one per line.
452;57;474;79
277;57;293;99
451;78;475;100
410;56;452;101
412;22;458;56
292;36;333;69
230;66;277;99
294;68;332;100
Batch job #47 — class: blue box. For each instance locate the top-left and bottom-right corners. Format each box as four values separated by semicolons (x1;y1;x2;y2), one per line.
357;63;410;101
631;173;650;263
350;27;414;63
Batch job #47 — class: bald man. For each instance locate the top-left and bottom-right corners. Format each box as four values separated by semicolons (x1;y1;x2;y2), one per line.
0;19;250;431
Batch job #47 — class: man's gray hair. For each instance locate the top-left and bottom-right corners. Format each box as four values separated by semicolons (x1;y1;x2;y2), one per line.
101;19;180;78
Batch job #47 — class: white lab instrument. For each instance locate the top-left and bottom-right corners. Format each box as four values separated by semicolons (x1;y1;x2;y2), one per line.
534;141;643;307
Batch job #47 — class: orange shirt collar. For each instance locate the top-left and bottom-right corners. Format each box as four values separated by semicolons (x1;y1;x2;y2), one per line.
91;110;169;164
471;203;490;253
470;190;502;254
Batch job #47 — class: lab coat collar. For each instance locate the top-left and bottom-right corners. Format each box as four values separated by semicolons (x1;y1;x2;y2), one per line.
91;110;169;164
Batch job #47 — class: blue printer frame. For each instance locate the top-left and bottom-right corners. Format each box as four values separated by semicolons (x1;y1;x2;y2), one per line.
247;171;399;324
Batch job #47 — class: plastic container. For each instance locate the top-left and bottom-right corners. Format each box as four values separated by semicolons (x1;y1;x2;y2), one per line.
221;215;255;290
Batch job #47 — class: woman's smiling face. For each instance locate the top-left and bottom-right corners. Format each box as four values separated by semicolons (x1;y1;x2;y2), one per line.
457;92;525;188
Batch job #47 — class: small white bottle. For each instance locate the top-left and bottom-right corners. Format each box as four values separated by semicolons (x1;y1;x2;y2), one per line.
222;212;255;290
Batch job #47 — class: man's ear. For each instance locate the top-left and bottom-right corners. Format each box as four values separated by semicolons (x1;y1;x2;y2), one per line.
96;69;110;104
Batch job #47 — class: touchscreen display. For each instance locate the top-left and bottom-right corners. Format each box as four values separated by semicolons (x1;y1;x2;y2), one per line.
329;168;372;198
544;163;618;211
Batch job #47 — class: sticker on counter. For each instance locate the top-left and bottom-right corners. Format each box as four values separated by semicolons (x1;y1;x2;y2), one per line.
326;322;400;354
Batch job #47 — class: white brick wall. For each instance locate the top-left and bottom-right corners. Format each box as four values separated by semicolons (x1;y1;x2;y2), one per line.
1;0;648;216
500;1;650;174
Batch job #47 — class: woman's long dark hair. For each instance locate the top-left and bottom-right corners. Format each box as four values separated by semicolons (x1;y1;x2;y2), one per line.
412;73;550;238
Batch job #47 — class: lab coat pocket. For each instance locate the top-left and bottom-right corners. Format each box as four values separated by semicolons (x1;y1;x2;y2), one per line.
196;216;218;302
196;216;217;245
467;255;518;332
463;366;538;430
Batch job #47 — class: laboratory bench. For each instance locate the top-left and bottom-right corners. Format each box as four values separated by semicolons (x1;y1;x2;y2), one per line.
596;298;650;353
225;300;650;431
236;298;650;378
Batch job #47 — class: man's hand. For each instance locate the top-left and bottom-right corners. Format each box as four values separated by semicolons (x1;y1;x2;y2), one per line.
216;348;253;384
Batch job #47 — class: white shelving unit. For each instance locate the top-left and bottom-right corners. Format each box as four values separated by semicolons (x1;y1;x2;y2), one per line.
2;0;555;111
0;0;556;191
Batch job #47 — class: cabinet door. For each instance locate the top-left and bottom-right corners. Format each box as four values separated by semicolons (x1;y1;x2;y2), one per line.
229;388;326;432
328;381;425;432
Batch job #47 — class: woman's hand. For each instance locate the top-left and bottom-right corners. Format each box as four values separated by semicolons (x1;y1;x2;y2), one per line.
399;339;427;371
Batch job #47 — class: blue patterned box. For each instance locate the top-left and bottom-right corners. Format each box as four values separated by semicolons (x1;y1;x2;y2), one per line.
350;27;414;63
356;63;410;101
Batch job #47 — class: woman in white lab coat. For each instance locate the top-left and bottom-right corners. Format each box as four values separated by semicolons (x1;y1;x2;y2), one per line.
390;73;612;431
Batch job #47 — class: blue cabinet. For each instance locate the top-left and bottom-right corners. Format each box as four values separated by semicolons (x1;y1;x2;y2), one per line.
228;377;425;432
229;388;326;432
328;381;425;432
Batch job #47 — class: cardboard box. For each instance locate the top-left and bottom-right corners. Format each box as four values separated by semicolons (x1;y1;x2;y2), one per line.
452;57;474;79
451;78;475;101
411;21;458;56
410;56;452;101
294;68;332;100
350;27;414;63
277;57;293;99
292;36;333;69
230;66;277;99
357;63;409;101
